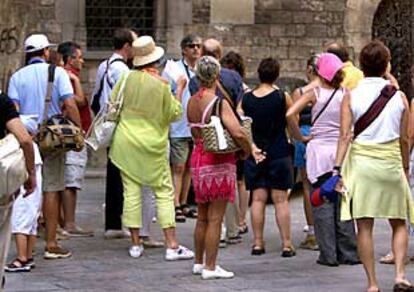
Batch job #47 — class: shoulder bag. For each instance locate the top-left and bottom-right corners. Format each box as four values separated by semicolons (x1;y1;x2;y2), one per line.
201;97;252;154
37;65;84;155
86;72;130;151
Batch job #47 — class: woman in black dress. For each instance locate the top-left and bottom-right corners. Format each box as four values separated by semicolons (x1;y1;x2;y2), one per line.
240;58;308;256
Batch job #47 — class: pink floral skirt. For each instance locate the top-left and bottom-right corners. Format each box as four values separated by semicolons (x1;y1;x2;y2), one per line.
190;140;236;204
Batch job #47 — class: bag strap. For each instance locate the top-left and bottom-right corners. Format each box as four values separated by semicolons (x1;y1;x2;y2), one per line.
40;64;56;127
91;58;127;115
113;72;131;113
201;96;219;124
106;58;127;89
216;80;235;108
353;85;397;138
311;88;338;126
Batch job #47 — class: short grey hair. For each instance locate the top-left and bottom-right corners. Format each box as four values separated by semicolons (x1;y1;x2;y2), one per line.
195;56;221;88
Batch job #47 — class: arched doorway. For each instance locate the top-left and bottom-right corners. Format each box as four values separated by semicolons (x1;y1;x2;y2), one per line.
372;0;414;98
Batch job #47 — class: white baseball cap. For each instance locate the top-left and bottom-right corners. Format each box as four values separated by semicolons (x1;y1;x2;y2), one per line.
24;34;55;53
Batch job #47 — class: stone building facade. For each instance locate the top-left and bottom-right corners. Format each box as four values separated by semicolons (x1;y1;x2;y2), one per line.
0;0;410;166
0;0;410;93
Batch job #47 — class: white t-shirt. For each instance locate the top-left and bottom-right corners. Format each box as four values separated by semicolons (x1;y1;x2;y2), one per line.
351;77;405;143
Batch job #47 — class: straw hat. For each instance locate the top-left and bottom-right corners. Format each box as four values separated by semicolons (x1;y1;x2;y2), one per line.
132;36;164;67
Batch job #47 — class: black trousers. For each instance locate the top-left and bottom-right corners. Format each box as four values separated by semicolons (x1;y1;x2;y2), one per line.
105;157;124;231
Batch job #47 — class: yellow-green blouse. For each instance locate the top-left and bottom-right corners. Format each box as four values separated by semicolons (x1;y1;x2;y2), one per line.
109;71;182;187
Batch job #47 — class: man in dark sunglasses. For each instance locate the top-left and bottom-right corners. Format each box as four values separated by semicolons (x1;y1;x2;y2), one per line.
162;34;202;223
187;43;201;49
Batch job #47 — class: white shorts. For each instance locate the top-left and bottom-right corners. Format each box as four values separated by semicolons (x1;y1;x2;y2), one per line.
11;163;42;235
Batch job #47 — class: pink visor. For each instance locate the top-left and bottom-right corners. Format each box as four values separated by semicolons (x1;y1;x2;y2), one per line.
317;53;344;82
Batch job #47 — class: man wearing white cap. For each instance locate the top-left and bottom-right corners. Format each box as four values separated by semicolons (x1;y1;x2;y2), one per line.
8;33;81;260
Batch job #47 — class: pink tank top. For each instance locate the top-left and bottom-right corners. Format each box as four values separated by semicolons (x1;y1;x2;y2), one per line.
306;87;344;184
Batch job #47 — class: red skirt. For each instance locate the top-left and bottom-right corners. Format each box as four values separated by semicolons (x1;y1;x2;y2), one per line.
190;140;236;204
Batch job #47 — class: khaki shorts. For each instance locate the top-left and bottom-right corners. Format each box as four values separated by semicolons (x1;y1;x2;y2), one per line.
169;137;193;165
42;152;65;192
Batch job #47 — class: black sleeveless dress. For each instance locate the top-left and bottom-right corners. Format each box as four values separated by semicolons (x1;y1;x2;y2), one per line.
242;89;293;191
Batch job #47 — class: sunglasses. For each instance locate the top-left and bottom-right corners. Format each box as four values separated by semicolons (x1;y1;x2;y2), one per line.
187;43;201;49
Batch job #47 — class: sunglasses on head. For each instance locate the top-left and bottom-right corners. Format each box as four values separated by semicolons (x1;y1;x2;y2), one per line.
187;43;201;49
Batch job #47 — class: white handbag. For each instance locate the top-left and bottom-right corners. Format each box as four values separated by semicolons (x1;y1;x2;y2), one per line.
0;134;28;199
86;72;130;151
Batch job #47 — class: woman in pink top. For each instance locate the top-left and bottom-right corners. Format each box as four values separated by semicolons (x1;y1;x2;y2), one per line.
286;53;359;266
187;56;253;279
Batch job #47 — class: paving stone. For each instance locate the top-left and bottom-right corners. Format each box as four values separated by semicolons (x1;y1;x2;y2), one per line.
4;176;414;291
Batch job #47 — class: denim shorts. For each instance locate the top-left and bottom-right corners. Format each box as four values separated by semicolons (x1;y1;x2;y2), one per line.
294;125;311;168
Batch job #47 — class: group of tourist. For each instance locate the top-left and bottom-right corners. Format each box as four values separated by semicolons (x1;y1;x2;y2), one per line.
1;27;414;292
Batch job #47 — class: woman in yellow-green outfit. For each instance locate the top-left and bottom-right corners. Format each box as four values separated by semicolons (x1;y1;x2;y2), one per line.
110;36;194;261
334;40;414;292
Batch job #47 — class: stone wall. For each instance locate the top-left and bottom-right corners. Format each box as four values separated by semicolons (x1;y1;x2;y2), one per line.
0;0;389;167
183;0;353;82
0;0;383;91
0;0;62;92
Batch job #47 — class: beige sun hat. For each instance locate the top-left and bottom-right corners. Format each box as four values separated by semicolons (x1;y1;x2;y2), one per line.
132;36;164;67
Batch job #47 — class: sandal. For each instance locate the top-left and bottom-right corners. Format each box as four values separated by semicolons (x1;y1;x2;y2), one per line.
281;246;296;258
4;258;31;272
380;253;394;265
175;206;186;223
226;235;242;244
393;282;414;292
26;258;35;269
181;204;198;219
239;224;248;235
251;245;266;256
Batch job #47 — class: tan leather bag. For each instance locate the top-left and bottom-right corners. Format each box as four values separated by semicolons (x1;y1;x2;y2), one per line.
37;65;84;155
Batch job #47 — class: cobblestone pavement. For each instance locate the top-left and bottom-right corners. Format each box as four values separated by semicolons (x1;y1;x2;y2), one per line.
4;176;414;292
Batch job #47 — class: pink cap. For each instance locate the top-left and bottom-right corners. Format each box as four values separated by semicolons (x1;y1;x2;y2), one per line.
316;53;344;82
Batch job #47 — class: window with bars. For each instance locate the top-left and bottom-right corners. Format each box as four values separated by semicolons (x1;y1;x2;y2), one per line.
85;0;155;51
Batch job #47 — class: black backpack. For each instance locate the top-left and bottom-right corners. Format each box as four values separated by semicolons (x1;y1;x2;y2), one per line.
91;58;126;115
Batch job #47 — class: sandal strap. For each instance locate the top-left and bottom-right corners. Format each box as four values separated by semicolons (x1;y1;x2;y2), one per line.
9;258;27;268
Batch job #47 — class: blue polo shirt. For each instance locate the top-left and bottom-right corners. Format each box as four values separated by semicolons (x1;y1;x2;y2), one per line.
8;57;74;125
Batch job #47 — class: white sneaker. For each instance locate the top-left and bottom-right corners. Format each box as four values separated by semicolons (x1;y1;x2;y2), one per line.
129;245;144;258
303;225;309;233
192;264;204;275
104;229;130;239
165;245;194;261
201;265;234;280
